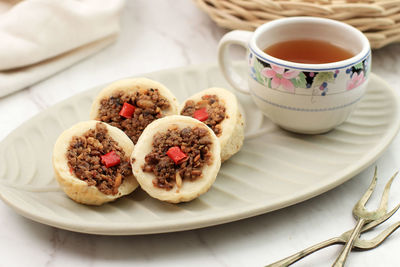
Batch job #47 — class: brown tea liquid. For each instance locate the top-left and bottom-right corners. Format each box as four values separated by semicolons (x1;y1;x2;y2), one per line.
263;39;354;64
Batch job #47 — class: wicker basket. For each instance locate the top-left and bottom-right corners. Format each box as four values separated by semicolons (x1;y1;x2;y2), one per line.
195;0;400;49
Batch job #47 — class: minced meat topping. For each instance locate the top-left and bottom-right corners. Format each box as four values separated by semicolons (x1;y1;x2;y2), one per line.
142;126;213;190
97;89;170;144
180;95;226;136
66;123;132;195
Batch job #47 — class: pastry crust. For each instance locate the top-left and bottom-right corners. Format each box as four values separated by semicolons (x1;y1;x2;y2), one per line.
52;120;138;205
90;77;179;121
131;115;221;203
180;87;245;161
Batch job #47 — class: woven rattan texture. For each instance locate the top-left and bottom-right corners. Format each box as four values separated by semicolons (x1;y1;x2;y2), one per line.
195;0;400;49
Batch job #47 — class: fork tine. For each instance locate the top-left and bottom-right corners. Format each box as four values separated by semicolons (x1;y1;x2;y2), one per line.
377;171;398;211
356;166;378;207
334;168;395;266
355;221;400;250
363;202;400;232
265;204;400;267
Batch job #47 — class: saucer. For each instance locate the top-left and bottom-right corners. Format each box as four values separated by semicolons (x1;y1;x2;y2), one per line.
0;63;398;235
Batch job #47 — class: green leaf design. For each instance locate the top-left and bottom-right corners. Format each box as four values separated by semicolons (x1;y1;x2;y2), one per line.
291;72;307;88
364;62;371;78
313;72;335;86
253;59;264;73
354;62;364;70
255;70;264;84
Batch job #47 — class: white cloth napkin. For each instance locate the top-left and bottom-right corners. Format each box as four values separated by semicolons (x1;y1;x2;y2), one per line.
0;0;125;97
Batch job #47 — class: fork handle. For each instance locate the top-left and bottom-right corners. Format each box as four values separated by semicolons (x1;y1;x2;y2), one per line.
332;218;366;267
265;237;341;267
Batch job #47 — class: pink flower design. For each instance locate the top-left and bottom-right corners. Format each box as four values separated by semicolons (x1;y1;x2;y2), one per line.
347;72;365;90
261;64;300;93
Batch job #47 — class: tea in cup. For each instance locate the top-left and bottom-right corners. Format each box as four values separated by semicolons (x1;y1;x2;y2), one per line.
218;17;371;134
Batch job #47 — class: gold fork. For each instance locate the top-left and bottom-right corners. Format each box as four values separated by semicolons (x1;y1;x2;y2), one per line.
265;168;398;267
265;202;400;267
332;168;397;267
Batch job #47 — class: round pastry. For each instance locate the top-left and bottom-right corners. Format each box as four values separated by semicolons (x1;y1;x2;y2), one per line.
90;77;179;144
131;115;221;203
52;120;138;205
180;87;244;161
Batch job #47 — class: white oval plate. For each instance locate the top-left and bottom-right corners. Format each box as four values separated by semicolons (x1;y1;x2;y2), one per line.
0;63;399;235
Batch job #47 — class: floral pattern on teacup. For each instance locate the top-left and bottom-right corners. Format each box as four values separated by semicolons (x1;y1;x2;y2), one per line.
260;65;300;93
347;72;365;90
345;57;370;90
249;53;370;96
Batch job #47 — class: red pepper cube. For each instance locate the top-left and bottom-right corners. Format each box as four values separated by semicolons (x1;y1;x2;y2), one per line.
166;146;187;164
100;151;121;168
119;102;136;119
193;107;208;122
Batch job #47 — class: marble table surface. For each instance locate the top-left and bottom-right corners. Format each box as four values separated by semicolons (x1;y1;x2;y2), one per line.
1;1;400;266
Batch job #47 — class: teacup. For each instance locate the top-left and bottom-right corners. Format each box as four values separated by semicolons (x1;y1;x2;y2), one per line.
218;17;371;134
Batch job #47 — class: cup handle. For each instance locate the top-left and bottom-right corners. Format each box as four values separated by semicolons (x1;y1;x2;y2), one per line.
218;30;253;95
